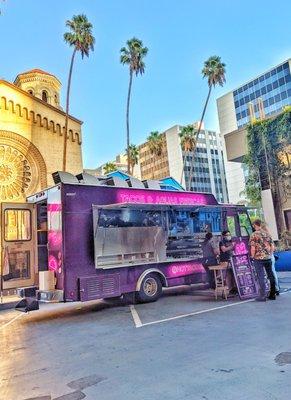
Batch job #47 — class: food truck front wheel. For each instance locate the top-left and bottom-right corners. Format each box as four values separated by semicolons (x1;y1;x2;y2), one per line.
136;273;163;303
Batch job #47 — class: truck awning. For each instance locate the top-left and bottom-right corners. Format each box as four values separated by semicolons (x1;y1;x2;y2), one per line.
92;203;222;212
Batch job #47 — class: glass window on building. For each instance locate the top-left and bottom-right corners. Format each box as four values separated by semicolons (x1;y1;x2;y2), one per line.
274;93;281;102
266;83;272;92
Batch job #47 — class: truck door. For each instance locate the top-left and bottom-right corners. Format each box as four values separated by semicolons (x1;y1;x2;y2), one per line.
1;203;37;290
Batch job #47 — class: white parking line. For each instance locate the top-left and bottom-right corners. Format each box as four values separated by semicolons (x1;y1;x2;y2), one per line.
138;299;256;328
134;289;291;328
0;312;24;330
129;305;143;328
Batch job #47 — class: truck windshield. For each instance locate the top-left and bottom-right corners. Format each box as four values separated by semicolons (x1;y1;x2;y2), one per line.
238;212;253;237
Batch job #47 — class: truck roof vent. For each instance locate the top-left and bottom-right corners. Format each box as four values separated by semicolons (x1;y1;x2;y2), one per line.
76;172;103;185
142;179;161;190
105;176;129;187
52;171;79;184
126;177;145;189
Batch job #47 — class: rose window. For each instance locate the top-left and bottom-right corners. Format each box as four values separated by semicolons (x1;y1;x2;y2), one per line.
0;145;33;201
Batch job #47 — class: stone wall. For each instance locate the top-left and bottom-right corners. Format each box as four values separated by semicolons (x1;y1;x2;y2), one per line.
0;80;83;192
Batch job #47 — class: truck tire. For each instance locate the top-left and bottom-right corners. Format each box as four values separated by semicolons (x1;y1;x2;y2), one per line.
136;273;162;303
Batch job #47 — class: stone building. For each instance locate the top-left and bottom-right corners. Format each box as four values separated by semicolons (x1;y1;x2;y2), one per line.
0;69;83;203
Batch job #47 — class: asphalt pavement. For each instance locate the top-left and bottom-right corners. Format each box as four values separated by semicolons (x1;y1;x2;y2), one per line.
0;272;291;400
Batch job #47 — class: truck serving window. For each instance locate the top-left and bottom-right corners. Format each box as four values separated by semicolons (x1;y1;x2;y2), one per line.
196;210;221;233
94;205;222;267
98;209;164;228
168;209;221;236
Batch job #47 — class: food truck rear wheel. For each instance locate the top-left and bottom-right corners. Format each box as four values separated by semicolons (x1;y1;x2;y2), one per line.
136;273;162;303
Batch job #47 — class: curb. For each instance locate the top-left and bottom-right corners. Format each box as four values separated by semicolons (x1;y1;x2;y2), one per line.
0;301;19;311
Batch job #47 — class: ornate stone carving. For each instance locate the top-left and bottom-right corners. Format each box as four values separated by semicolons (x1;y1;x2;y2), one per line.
0;131;47;201
0;145;33;201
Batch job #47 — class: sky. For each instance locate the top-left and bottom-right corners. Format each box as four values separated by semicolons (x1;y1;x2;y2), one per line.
1;0;291;168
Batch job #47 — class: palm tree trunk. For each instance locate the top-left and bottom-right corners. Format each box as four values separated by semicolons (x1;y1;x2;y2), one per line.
126;69;133;174
188;85;212;188
63;48;77;172
196;84;212;142
180;148;187;188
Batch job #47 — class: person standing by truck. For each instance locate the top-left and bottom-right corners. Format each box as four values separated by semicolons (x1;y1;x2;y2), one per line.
249;219;276;301
262;223;280;295
202;232;220;290
219;230;237;294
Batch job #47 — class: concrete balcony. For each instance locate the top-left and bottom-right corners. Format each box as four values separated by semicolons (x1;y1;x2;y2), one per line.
224;109;288;163
224;126;248;162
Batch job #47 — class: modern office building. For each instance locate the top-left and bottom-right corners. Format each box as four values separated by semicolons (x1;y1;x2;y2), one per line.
138;123;228;203
217;59;291;204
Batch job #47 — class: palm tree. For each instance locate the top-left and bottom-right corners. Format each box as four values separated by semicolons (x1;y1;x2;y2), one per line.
128;144;139;175
147;131;163;179
195;56;226;143
63;14;95;171
120;37;148;174
188;56;226;187
179;125;197;190
103;162;117;174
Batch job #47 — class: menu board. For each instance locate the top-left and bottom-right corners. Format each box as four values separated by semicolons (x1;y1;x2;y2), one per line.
231;254;259;299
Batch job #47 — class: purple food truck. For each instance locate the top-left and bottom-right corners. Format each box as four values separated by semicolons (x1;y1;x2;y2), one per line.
1;172;253;311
